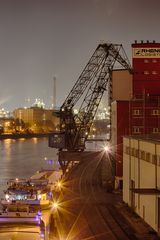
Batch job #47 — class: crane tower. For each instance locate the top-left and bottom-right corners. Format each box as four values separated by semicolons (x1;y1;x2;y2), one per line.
49;43;132;173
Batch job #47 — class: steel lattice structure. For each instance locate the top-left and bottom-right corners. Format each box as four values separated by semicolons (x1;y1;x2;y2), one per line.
58;43;132;151
49;43;132;174
48;43;132;172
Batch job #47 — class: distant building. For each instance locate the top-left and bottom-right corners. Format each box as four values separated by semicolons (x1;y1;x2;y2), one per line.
13;107;59;133
123;135;160;234
0;108;14;133
0;108;11;118
0;117;14;133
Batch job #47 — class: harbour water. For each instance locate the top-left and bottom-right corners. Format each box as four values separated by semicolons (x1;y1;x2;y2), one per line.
0;137;58;198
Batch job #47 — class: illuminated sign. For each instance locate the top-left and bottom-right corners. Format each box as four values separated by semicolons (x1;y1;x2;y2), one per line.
133;48;160;58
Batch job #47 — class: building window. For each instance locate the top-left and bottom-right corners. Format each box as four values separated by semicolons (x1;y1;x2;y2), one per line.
152;71;157;75
135;149;139;158
133;109;140;115
144;71;149;75
146;152;150;162
157;156;160;166
140;150;145;160
131;148;135;156
153;128;159;133
133;127;140;134
152;155;157;164
152;59;157;63
152;109;159;115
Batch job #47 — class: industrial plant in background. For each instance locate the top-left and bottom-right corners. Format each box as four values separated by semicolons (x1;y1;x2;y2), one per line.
0;99;60;135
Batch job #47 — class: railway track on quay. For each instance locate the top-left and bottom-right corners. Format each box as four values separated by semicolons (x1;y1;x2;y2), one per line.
53;155;139;240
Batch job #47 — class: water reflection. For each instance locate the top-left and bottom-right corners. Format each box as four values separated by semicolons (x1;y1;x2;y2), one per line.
0;137;58;196
32;137;38;143
2;139;15;159
18;138;26;141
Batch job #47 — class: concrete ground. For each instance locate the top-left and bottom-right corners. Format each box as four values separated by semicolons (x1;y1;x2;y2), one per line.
51;187;160;239
50;156;160;240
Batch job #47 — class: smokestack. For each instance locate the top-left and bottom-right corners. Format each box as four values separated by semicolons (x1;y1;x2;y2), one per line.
53;76;56;109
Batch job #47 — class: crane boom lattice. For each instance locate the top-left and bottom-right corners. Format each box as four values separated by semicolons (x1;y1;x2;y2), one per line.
49;43;132;172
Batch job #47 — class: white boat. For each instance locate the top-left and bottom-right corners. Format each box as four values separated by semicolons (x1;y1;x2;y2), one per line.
1;169;62;212
0;204;41;224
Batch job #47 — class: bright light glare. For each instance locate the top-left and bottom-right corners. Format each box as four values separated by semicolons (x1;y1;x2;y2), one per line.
37;194;41;200
73;109;78;114
104;145;110;152
57;182;62;188
5;194;9;200
53;202;59;209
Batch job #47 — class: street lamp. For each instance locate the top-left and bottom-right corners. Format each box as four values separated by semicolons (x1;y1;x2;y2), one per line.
52;201;59;210
104;145;110;152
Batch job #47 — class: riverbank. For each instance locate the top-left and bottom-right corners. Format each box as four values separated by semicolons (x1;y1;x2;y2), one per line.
0;132;53;140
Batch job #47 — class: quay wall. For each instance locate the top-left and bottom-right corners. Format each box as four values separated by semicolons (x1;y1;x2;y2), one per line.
0;133;53;140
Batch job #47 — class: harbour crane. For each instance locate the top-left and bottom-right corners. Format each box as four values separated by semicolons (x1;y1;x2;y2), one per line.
49;43;132;173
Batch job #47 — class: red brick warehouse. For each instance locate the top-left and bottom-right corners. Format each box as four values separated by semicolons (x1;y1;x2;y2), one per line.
111;41;160;186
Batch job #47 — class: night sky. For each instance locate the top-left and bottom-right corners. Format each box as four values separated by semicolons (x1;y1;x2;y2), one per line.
0;0;160;111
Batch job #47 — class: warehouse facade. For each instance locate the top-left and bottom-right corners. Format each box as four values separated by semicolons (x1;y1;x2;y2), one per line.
123;135;160;233
111;41;160;181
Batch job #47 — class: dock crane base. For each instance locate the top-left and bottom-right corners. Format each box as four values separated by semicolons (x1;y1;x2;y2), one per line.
59;151;102;173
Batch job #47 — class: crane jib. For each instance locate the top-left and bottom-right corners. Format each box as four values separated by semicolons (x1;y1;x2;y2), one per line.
48;42;132;172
